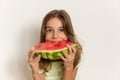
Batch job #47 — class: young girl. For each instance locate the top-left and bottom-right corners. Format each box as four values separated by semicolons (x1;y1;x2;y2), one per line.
28;9;82;80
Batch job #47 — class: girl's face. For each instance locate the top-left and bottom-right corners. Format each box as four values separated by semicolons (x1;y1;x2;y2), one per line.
45;17;67;42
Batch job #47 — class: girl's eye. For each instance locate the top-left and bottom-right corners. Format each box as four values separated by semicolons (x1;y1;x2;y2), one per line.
59;29;64;32
46;29;53;32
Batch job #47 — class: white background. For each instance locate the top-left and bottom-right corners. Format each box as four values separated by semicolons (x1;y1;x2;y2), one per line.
0;0;120;80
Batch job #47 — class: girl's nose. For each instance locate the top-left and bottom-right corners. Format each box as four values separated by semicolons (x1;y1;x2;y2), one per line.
53;31;58;39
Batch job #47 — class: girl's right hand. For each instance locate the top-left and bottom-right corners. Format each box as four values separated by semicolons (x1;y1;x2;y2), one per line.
28;50;41;74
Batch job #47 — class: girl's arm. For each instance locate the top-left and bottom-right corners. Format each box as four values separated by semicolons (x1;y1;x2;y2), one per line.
73;68;78;79
32;73;40;80
32;72;45;80
60;45;78;80
63;67;78;80
28;50;45;80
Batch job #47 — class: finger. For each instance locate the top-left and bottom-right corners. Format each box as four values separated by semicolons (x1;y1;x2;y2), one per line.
29;51;35;61
33;55;41;63
67;55;71;61
28;50;32;57
67;44;72;55
28;49;34;57
60;55;67;62
62;50;69;59
71;47;76;54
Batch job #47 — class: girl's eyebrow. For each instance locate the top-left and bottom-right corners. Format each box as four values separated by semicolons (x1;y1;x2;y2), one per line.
45;26;52;28
45;26;63;28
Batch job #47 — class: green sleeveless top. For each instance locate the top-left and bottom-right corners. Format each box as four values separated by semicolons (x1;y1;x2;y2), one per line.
38;61;80;80
39;61;64;80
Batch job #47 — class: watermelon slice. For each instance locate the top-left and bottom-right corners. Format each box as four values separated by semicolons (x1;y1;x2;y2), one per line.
31;40;78;60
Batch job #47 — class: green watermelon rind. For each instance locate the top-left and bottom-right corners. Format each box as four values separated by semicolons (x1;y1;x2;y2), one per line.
35;44;77;60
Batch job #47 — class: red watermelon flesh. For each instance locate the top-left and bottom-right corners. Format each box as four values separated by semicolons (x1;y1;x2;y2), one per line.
33;40;73;51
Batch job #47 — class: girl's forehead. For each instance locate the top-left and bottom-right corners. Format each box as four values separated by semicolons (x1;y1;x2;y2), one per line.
46;17;63;28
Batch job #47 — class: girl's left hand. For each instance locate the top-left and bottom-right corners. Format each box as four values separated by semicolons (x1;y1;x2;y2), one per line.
60;44;76;70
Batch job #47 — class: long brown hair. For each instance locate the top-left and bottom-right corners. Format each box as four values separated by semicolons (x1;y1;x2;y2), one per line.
39;9;82;72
